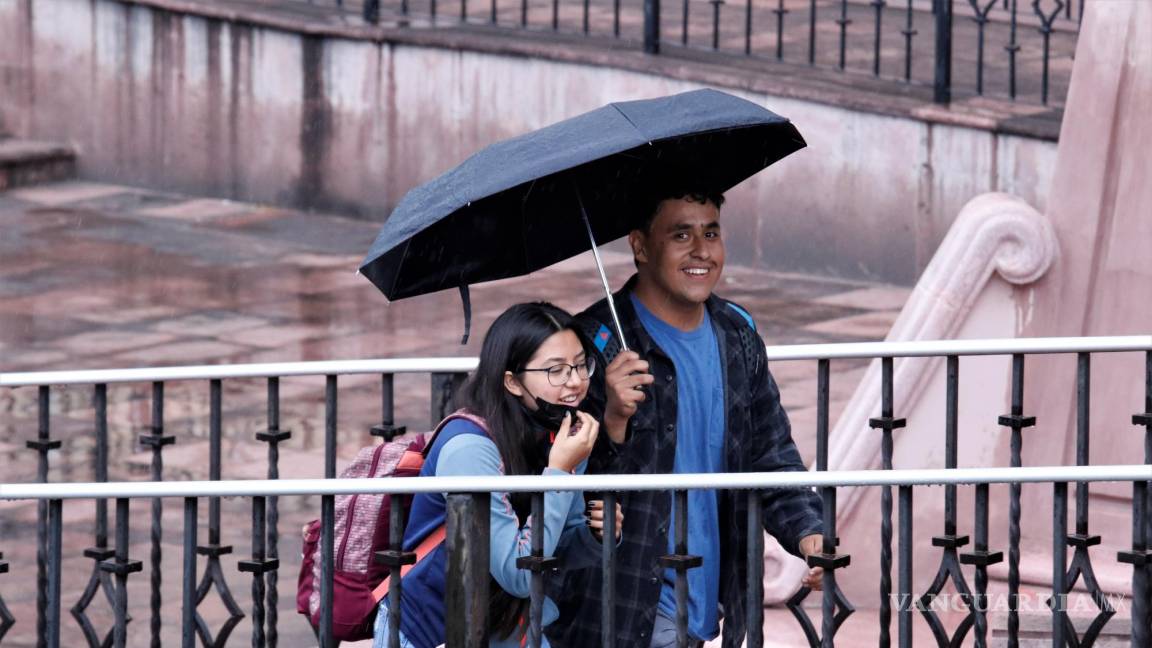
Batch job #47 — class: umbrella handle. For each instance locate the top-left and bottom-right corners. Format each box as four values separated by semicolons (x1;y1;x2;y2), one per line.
574;183;630;353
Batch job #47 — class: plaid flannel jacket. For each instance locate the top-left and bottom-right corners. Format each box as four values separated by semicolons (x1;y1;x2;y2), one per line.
546;276;823;648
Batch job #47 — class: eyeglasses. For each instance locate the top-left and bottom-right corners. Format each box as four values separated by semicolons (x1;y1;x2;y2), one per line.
519;356;596;386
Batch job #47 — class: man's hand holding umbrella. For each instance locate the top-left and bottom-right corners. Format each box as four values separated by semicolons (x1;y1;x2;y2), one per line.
601;351;654;444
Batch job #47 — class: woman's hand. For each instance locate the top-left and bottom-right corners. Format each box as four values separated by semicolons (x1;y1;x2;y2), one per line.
547;412;600;473
586;500;623;542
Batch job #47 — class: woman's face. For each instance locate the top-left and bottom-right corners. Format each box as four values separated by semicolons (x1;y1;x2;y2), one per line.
504;329;590;409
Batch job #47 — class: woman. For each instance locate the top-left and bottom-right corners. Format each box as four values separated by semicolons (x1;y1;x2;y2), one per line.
373;302;617;648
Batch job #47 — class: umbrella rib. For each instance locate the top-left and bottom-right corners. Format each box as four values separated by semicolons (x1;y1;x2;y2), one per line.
388;236;415;299
610;104;647;142
520;179;537;275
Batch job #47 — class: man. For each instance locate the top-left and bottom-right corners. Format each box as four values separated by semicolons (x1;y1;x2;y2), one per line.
548;189;824;648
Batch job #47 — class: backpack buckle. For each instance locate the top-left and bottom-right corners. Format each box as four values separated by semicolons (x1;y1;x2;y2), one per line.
375;549;417;568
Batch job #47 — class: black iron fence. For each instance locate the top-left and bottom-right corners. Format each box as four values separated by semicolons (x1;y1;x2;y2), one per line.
2;463;1150;648
294;0;1080;107
1;336;1150;647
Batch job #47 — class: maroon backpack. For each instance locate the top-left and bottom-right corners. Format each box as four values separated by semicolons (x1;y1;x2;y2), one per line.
296;412;487;641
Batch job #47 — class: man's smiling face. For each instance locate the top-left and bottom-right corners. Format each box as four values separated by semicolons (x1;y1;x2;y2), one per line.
630;196;725;312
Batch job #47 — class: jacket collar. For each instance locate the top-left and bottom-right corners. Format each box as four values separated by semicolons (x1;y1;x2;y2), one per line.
612;273;734;347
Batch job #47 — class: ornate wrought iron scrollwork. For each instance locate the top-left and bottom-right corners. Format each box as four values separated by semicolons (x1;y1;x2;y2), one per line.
999;354;1035;645
193;378;245;648
918;531;977;646
786;359;854;647
1044;354;1116;646
1050;543;1116;645
871;356;906;647
71;561;119;648
29;385;61;641
73;383;119;648
1121;352;1152;644
870;0;887;75
901;0;918;81
143;381;176;648
966;0;998;94
835;0;853;69
193;551;246;648
918;356;976;647
959;483;1003;647
1031;0;1067;103
786;590;815;641
258;376;292;648
772;0;789;60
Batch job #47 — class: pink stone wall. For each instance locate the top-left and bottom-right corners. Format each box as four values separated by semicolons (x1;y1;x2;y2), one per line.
1009;0;1152;588
0;0;1057;285
804;0;1151;615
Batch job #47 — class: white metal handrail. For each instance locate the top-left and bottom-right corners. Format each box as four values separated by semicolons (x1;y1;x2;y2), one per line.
0;357;481;387
1;336;1148;387
761;335;1151;361
1;465;1149;500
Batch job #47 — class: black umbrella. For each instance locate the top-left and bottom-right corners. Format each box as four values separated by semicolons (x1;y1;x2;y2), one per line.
359;88;806;346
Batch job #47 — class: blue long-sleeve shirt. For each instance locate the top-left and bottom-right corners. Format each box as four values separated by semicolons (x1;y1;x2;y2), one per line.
384;417;601;648
437;433;598;603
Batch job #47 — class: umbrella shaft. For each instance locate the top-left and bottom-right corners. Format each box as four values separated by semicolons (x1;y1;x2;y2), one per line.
577;193;630;352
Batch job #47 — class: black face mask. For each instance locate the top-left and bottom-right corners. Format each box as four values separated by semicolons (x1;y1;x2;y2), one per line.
517;387;579;434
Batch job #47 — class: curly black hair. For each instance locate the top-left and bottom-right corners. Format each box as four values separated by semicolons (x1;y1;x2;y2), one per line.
632;188;726;233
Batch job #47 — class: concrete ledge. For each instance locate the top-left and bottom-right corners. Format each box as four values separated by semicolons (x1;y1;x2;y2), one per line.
0;138;76;190
120;0;1061;141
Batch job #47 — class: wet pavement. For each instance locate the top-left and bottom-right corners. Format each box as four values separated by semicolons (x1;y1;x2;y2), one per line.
0;180;911;646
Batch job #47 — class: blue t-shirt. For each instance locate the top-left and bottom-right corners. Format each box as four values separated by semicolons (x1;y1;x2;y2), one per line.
631;295;725;641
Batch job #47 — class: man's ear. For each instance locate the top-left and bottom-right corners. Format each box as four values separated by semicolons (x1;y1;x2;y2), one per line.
628;230;648;265
503;371;524;397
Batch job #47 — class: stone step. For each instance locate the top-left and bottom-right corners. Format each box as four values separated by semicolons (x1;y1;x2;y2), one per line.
990;610;1132;647
0;137;76;190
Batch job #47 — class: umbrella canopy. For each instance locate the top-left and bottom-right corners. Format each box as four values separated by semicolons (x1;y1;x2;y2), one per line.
359;89;806;304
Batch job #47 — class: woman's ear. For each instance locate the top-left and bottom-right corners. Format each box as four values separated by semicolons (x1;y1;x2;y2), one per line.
503;370;524;397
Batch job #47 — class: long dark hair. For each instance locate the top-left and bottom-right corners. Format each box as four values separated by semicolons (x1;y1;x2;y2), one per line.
456;301;589;495
452;301;588;638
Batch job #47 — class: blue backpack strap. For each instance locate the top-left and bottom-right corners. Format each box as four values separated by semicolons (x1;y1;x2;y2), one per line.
726;302;756;331
721;300;763;377
578;317;622;365
423;411;490;471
